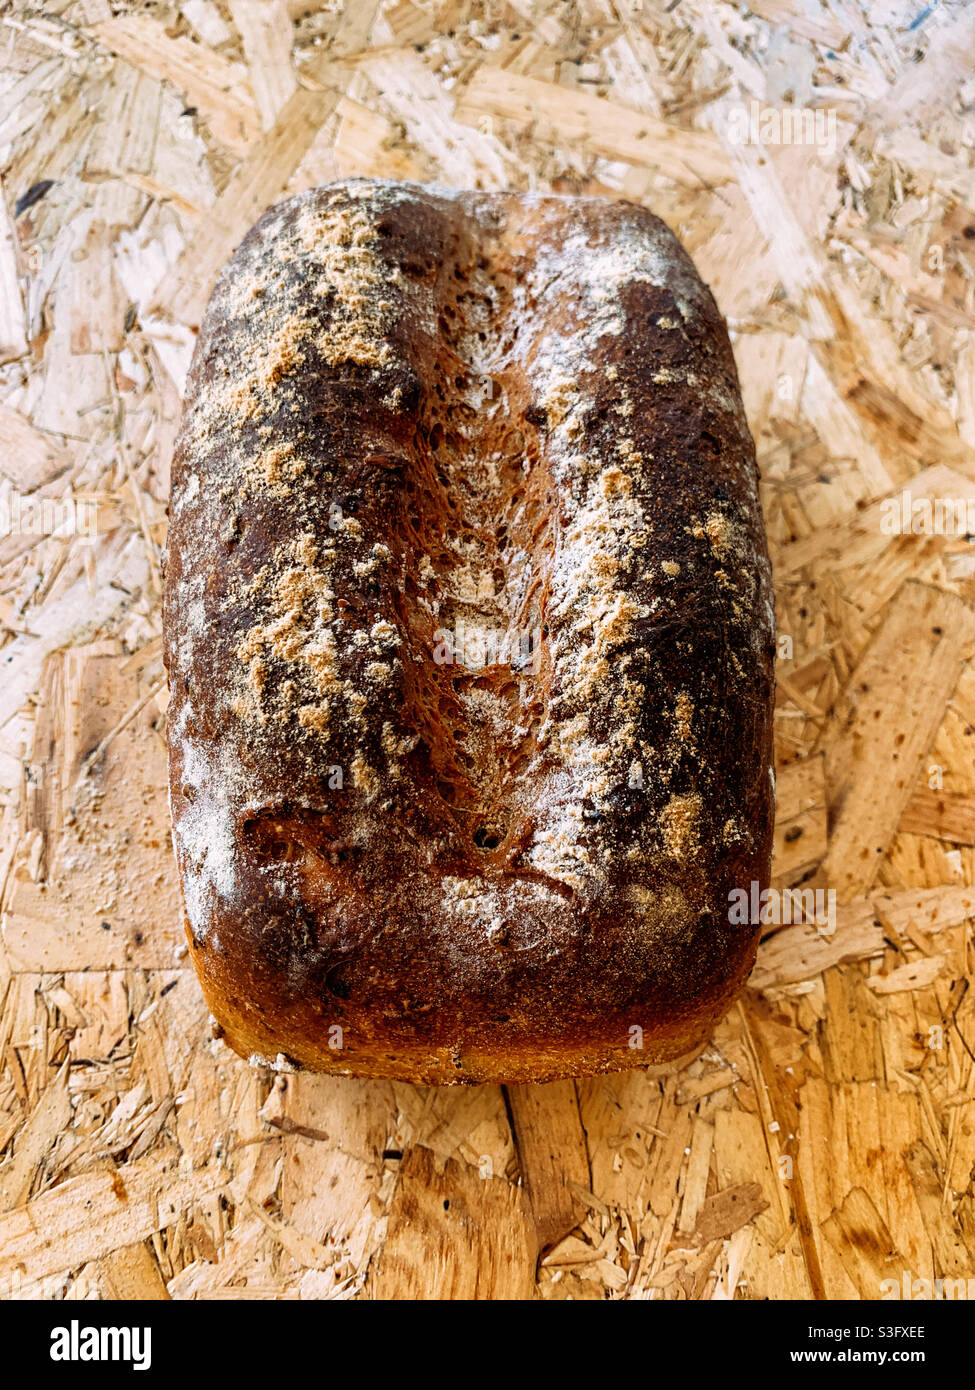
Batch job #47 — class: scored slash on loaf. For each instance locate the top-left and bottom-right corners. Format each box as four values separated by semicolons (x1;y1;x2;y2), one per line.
162;178;775;1085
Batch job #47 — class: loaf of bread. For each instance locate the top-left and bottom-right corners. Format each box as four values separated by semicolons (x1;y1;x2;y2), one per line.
163;178;775;1086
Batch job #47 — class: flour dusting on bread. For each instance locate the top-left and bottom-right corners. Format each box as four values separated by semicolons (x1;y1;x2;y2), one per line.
162;179;775;1084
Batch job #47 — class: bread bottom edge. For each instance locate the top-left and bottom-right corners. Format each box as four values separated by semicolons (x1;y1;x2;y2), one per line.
214;1018;716;1086
191;925;756;1086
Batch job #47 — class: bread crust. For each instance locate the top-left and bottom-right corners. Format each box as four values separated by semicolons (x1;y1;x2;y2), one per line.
163;179;775;1085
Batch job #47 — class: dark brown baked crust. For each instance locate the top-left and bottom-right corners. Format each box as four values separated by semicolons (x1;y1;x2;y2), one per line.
162;178;775;1085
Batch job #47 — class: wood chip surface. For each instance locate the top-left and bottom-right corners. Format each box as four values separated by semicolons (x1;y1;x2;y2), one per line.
1;0;975;1301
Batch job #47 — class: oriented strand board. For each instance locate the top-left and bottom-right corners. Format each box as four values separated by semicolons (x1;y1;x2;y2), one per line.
1;0;975;1303
818;582;975;903
368;1146;537;1300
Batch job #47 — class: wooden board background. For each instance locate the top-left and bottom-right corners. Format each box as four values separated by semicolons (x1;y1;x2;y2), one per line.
2;0;975;1301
